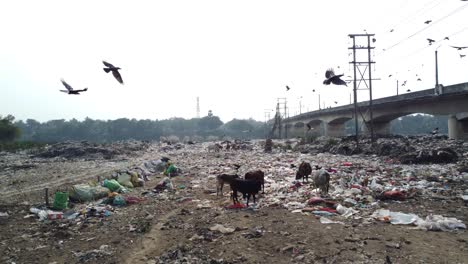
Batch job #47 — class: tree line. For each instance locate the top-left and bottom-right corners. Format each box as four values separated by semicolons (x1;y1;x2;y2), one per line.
0;113;448;144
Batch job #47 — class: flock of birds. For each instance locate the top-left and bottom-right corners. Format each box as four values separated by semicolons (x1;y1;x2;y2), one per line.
284;12;468;97
60;61;123;95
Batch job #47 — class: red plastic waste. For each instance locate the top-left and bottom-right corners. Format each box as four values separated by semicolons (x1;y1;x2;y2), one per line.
382;190;406;201
226;203;247;209
308;197;325;205
343;162;352;166
125;196;146;204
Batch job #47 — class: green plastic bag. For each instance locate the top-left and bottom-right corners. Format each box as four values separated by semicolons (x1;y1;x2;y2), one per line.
113;195;126;206
104;179;123;192
53;191;68;210
164;164;177;176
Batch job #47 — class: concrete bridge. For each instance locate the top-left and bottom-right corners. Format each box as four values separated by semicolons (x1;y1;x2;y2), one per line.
277;82;468;140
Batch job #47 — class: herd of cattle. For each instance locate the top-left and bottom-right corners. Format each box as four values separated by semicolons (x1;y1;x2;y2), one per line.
216;161;331;206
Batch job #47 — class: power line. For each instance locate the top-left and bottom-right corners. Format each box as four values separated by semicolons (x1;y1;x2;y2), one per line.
378;3;468;56
377;0;444;37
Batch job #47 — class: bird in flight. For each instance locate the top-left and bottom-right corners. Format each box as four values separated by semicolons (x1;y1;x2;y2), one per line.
406;89;411;92
460;54;466;58
323;68;347;86
424;20;432;24
402;80;407;86
286;85;291;91
450;45;468;50
444;37;450;40
334;101;338;104
306;124;312;131
60;79;88;95
417;78;422;81
390;29;394;33
427;38;435;45
312;89;315;92
103;61;124;84
388;74;393;78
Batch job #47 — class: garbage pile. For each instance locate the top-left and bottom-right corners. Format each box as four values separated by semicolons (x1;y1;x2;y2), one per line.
34;140;150;160
293;135;466;164
28;156;180;223
187;140;467;232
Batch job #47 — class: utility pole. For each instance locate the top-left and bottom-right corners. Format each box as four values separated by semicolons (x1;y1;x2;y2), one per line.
196;97;200;118
396;80;399;96
349;33;376;147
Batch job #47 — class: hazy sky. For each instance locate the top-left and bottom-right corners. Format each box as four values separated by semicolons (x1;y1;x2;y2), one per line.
1;0;467;123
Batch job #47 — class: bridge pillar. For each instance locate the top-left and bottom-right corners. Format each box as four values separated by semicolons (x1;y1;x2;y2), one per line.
448;115;468;140
326;123;345;137
363;121;391;136
292;124;306;138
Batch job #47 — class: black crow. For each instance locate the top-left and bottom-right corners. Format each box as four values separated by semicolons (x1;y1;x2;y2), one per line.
427;38;435;45
450;45;468;50
286;85;291;91
424;20;432;24
60;79;88;95
460;54;466;58
103;61;124;84
406;89;411;92
323;68;347;86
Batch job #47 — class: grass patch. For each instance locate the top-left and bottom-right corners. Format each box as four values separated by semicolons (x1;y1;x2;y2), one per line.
0;141;46;152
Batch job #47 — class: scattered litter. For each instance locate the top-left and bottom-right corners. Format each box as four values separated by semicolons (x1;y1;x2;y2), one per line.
210;224;235;234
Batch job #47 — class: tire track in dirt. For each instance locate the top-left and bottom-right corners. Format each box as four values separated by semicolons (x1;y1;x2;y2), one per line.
124;207;185;264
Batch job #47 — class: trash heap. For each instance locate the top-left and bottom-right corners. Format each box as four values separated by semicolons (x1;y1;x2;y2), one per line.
34;140;150;160
186;140;467;232
28;156;179;223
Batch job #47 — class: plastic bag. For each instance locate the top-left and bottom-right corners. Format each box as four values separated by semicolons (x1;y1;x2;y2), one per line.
69;184;110;202
103;179;123;192
117;173;134;188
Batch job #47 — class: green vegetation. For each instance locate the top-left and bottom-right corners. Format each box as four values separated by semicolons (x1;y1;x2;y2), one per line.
0;115;21;142
0;141;46;152
13;113;269;143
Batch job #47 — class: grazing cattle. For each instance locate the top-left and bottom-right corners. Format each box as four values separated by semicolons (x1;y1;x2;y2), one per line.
313;169;331;195
229;179;262;206
207;143;222;152
216;174;239;196
244;170;265;193
295;162;312;183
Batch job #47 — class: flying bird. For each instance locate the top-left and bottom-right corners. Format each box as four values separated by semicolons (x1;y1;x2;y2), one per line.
401;80;407;86
390;29;394;33
334;101;338;104
460;54;466;58
406;89;411;92
103;61;124;84
323;68;347;86
60;79;88;95
306;124;312;131
450;45;468;50
424;20;432;24
417;78;422;81
427;38;435;45
312;89;315;92
444;37;450;40
286;85;291;91
388;74;393;78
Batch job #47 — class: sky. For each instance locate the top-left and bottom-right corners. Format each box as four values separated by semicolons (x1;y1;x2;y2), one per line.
1;0;467;123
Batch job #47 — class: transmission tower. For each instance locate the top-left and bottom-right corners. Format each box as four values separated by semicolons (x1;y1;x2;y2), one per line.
196;97;200;118
348;33;377;147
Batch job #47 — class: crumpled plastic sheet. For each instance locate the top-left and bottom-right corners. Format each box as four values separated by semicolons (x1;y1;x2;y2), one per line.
372;209;466;231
